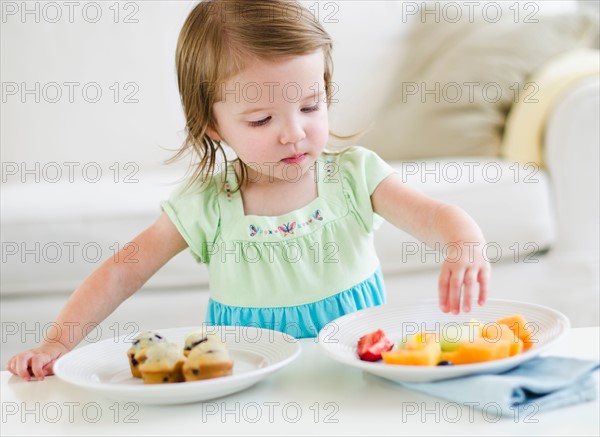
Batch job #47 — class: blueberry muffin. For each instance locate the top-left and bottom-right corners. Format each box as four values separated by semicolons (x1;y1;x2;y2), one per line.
127;331;166;378
138;342;186;384
183;328;212;357
183;333;233;381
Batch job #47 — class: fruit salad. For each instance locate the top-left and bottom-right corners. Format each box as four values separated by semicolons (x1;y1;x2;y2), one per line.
356;314;534;366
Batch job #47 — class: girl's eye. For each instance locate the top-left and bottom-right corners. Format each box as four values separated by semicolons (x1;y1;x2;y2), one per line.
248;116;271;127
302;104;320;113
247;105;319;127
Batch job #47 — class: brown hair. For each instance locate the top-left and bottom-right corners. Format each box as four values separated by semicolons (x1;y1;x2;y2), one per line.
170;0;335;189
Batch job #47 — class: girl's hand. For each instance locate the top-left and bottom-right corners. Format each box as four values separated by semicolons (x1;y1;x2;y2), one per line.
438;243;491;314
6;342;69;381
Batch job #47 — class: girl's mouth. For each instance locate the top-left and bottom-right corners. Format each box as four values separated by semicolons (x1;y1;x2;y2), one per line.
280;153;307;165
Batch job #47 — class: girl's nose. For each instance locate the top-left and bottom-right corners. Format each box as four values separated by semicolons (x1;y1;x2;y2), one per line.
279;118;306;145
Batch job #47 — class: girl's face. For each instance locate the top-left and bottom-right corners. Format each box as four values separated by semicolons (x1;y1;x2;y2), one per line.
209;50;329;184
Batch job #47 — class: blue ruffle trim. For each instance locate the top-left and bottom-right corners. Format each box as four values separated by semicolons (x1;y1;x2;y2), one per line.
205;267;386;338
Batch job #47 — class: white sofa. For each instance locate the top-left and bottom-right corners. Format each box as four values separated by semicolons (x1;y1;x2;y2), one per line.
1;1;599;333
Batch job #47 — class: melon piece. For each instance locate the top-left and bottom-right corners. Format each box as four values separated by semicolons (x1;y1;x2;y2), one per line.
382;332;441;366
401;332;438;350
440;337;512;365
481;322;524;356
496;314;534;348
440;320;482;352
509;338;524;356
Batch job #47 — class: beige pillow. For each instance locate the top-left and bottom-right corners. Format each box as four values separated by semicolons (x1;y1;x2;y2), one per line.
362;7;598;161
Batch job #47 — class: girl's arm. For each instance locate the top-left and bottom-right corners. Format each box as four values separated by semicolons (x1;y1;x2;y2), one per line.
371;173;491;314
7;212;188;381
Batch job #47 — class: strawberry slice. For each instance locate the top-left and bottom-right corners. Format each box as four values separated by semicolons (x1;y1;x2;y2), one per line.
357;329;394;361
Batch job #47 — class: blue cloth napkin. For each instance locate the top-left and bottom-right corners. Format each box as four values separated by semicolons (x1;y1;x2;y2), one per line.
401;356;600;417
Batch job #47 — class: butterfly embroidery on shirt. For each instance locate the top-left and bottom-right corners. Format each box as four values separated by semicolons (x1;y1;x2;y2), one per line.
248;210;323;237
278;222;296;236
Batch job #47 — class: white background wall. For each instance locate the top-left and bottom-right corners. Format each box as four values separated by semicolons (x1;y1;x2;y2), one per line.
0;1;416;174
2;1;194;171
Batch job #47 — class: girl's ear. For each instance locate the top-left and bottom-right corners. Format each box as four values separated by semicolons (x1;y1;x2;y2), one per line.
206;126;222;142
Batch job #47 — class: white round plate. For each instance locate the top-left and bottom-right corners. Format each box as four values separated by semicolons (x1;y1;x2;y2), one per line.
317;299;569;383
53;326;301;405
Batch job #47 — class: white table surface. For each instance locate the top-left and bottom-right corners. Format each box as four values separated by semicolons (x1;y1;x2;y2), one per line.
2;327;599;436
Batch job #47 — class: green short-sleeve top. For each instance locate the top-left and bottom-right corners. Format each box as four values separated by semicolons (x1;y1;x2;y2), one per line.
161;146;397;309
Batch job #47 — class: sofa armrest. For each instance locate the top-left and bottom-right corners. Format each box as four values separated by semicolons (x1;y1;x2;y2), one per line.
542;74;600;312
543;76;599;260
539;76;599;323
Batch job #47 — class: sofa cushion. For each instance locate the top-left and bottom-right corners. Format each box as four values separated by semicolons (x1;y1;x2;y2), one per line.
375;158;556;275
1;159;556;295
361;6;597;161
1;166;204;295
501;49;600;166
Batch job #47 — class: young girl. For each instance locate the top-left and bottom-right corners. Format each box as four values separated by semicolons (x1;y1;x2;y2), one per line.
8;0;490;381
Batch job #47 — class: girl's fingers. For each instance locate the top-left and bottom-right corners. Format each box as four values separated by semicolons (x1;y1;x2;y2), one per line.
448;268;465;314
9;346;64;381
15;353;33;381
30;354;50;381
438;266;451;312
439;256;491;314
43;360;56;376
462;268;478;313
6;356;15;375
478;265;491;305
